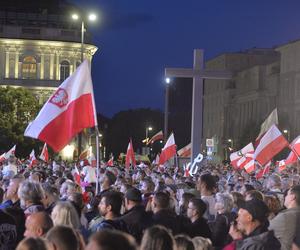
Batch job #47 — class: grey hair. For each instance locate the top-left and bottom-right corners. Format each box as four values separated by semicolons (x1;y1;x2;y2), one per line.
215;192;234;213
268;174;281;187
18;180;45;203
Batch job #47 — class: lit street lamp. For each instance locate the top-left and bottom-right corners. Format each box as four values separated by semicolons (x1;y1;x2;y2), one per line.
164;77;171;142
145;126;153;143
283;129;290;141
71;12;97;156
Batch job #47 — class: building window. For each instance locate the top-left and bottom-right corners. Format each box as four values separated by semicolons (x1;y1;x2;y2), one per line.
22;56;37;79
60;60;70;81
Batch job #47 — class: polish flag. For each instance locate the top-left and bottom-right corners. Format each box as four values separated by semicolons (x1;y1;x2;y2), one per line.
285;150;298;165
255;108;278;147
177;143;191;157
277;160;286;172
74;165;81;185
5;145;16;159
230;143;254;169
254;125;289;166
39;143;49;162
256;161;271;179
184;164;190;177
147;130;163;145
107;156;114;167
290;135;300;156
28;149;38;168
24;60;97;152
125;139;136;168
159;133;177;165
243;159;255;173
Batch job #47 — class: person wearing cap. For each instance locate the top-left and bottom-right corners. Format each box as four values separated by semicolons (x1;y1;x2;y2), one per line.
234;198;281;250
269;185;300;250
119;187;152;243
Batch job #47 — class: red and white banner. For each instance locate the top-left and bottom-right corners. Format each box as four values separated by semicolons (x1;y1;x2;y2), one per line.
177;143;191;157
147;130;163;145
230;143;254;169
125;139;136;168
29;149;38;168
74;165;81;185
39;143;49;162
290;135;300;156
277;160;286;172
255;108;278;146
285;150;298;165
256;161;271;179
254;125;289;166
24;60;97;152
159;133;177;165
107;156;114;167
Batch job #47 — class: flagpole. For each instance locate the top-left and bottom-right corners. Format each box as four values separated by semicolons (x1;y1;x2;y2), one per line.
95;126;101;195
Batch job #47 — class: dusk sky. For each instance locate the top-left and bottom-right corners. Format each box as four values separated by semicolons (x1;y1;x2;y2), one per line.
71;0;300;117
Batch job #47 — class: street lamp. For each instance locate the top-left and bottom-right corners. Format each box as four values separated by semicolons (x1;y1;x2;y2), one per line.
164;77;171;142
71;12;97;156
283;129;290;141
145;126;153;143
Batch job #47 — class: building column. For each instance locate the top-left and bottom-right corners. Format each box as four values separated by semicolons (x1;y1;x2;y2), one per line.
56;51;60;80
40;53;44;79
5;49;10;78
50;53;54;80
14;49;19;78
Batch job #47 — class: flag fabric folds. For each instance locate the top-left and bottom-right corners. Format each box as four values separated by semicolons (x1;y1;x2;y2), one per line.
256;161;271;179
230;143;254;169
39;143;49;162
255;108;278;146
125;139;136;168
107;156;114;167
159;133;177;165
147;130;163;145
24;60;97;152
28;149;38;168
254;125;289;166
177;143;191;157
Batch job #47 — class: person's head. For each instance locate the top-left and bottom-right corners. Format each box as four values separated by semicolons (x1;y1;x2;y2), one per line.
86;230;137;250
179;192;195;216
98;191;123;218
264;195;281;218
267;174;281;190
42;183;59;208
59;181;77;199
245;190;264;201
125;188;142;210
46;225;79;250
67;192;84;217
24;212;53;238
6;176;24;201
140;225;175;250
187;198;207;222
151;192;170;213
140;179;155;194
18;180;45;208
100;171;116;190
237;199;269;236
51;201;80;229
215;192;234;214
284;185;300;209
192;237;213;250
16;237;48;250
240;184;255;196
174;234;194;250
197;174;216;194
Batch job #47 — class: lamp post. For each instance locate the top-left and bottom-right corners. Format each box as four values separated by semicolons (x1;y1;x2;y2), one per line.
71;12;97;156
145;126;153;143
164;77;171;142
283;129;290;141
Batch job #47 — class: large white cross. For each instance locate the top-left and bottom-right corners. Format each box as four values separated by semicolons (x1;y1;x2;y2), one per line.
165;49;232;162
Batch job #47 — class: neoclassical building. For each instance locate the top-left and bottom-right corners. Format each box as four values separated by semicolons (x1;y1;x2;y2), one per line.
0;1;98;104
203;40;300;159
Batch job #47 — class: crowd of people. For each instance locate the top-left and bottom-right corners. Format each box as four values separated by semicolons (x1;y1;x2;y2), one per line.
0;154;300;250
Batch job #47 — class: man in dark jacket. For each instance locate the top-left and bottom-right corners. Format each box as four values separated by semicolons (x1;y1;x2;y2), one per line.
119;187;152;242
235;199;281;250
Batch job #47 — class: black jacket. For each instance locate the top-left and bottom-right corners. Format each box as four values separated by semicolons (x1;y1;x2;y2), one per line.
0;210;17;250
188;217;211;239
119;205;152;243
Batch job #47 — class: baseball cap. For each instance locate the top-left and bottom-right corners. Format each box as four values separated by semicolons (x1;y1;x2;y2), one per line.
240;198;269;223
125;187;142;202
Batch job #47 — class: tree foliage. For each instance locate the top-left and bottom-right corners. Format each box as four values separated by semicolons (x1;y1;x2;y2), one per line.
0;87;42;157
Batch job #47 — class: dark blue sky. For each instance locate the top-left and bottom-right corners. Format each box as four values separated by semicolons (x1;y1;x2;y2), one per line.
71;0;300;117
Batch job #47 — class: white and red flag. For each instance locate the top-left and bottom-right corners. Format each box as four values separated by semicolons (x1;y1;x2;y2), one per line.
147;130;163;145
5;145;16;159
125;139;136;168
277;160;286;172
159;133;177;165
39;143;49;162
28;149;38;168
290;135;300;157
107;156;114;167
254;125;289;166
73;165;81;185
24;60;97;152
256;161;271;179
177;143;191;157
230;143;254;169
255;108;278;147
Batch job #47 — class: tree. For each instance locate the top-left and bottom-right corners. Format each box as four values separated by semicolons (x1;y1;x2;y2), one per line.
0;86;42;158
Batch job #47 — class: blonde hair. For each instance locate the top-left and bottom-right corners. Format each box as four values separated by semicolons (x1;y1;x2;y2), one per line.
51;201;80;229
192;237;213;250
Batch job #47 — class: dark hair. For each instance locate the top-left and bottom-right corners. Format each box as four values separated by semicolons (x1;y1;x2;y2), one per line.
246;190;264;201
102;191;123;216
46;226;79;250
244;184;255;192
290;185;300;206
154;192;170;209
35;212;53;235
89;230;136;250
140;225;174;250
189;198;207;217
200;174;216;191
16;237;48;250
174;235;194;250
105;171;117;186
